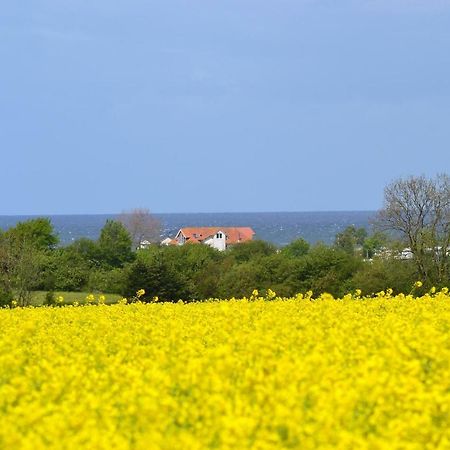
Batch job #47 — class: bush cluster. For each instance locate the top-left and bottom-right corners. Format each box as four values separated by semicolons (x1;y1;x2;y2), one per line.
1;218;447;304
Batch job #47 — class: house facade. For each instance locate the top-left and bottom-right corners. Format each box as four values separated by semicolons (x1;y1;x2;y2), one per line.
166;227;255;251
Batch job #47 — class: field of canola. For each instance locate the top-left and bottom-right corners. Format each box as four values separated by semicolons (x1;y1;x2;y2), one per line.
1;290;450;449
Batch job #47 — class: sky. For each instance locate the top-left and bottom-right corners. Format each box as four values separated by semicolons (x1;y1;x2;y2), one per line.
1;0;449;215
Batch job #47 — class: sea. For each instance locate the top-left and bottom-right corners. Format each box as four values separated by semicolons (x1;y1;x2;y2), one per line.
0;211;376;247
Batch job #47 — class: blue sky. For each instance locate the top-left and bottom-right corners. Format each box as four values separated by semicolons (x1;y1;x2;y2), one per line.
1;0;449;214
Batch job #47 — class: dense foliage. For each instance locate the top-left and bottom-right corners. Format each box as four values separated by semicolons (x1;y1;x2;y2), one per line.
1;291;449;448
1;215;449;305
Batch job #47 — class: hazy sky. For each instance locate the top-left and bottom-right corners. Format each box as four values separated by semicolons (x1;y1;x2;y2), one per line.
1;0;449;214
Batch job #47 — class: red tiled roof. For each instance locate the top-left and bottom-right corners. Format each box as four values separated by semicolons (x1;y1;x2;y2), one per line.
178;227;255;244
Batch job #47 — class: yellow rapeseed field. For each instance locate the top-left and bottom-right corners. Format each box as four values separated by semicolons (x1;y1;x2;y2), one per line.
1;290;450;449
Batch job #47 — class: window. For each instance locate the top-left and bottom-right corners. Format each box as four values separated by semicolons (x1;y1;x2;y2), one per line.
217;233;223;239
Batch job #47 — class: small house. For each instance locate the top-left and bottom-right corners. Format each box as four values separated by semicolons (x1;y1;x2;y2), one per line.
168;227;255;251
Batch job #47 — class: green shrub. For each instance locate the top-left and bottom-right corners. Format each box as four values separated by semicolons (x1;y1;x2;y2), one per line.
351;258;417;295
0;287;13;307
44;291;57;306
88;269;126;294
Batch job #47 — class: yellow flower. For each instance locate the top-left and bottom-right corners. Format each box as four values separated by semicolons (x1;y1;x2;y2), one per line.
319;292;334;302
414;281;423;288
0;287;448;448
136;289;145;298
98;295;106;304
86;294;95;303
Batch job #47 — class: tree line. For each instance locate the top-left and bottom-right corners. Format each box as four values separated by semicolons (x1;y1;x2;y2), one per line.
0;175;448;306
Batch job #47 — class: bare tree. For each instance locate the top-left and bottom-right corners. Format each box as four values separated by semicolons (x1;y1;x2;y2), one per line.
118;208;162;250
374;174;450;283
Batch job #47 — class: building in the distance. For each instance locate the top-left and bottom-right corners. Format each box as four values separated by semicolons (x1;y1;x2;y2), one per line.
162;227;255;251
160;237;178;247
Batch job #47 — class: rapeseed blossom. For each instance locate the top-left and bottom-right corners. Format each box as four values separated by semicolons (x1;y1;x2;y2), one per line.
0;291;450;449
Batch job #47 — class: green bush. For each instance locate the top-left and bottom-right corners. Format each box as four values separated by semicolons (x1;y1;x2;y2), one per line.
43;291;57;306
0;287;13;307
123;254;189;302
351;258;417;295
88;269;126;294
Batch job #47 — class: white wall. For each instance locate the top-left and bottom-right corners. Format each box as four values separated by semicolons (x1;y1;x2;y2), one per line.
204;231;227;251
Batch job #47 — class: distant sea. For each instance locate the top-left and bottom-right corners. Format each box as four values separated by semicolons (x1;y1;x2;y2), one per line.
0;211;376;247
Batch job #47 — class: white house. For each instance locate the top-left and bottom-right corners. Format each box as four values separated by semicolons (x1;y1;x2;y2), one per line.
167;227;255;251
202;230;227;251
400;248;414;260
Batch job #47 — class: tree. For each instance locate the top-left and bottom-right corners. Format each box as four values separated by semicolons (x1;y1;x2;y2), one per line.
362;231;388;259
227;240;277;263
217;261;263;298
281;238;310;258
0;218;58;305
0;232;44;306
68;238;101;266
374;174;450;283
50;248;92;291
351;258;416;296
334;226;367;255
98;220;134;268
124;251;188;301
118;209;162;249
3;217;58;250
290;244;362;297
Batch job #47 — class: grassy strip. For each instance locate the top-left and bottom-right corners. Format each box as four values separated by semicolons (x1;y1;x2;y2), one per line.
31;291;122;306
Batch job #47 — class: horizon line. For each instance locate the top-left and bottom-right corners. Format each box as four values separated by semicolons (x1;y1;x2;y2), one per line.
0;209;378;217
